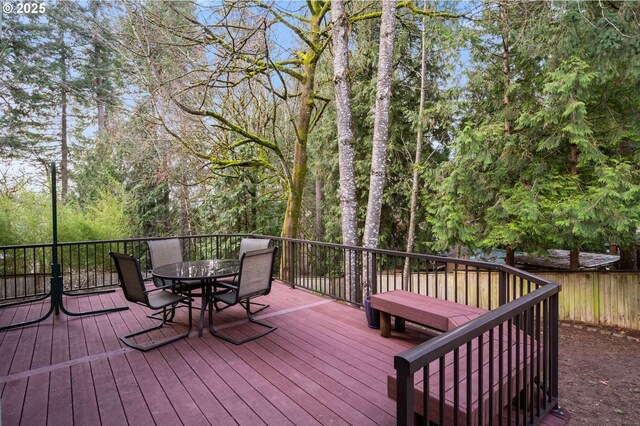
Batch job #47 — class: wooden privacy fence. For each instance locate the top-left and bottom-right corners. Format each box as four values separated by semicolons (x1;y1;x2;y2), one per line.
538;272;640;330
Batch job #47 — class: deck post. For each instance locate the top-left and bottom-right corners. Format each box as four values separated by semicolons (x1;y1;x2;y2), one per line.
499;270;507;306
550;292;559;402
372;252;377;295
395;356;413;426
290;241;296;287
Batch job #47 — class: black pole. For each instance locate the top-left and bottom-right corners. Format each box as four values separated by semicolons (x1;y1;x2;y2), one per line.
52;161;58;264
51;162;63;314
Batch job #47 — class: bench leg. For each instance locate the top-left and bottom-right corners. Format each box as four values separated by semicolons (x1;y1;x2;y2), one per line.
380;312;391;337
395;317;406;332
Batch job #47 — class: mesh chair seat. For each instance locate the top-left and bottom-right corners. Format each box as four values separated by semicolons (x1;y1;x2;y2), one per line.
148;291;186;310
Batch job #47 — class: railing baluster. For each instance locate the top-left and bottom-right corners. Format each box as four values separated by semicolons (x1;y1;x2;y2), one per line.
499;322;504;426
516;312;521;426
444;263;448;301
523;309;528;426
467;340;472;426
454;263;458;303
543;298;549;407
489;327;494;425
453;348;459;425
476;268;481;307
508;317;513;425
439;356;445;426
424;363;430;425
529;306;535;424
478;333;484;425
550;294;559;404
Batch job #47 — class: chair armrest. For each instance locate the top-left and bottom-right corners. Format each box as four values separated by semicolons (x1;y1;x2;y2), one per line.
213;284;237;295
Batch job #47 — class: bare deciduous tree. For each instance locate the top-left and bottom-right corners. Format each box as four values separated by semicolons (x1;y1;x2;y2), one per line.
362;0;397;297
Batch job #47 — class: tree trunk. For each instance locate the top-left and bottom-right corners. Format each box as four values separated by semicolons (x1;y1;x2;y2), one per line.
315;177;324;241
280;8;323;283
331;0;359;301
179;183;192;236
569;249;580;270
403;0;429;287
570;143;579;270
92;1;105;133
501;5;513;135
362;0;397;297
619;246;637;270
59;31;69;199
501;3;515;268
280;9;323;241
505;246;515;266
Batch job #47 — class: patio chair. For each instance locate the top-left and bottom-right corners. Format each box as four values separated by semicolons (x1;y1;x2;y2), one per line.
210;247;278;345
147;238;203;321
109;252;192;352
215;238;271;313
147;239;199;288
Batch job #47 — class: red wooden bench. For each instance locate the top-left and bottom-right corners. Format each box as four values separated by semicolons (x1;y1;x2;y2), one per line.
369;290;487;337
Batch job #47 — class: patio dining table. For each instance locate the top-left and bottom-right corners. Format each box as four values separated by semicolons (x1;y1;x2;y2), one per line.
152;259;240;336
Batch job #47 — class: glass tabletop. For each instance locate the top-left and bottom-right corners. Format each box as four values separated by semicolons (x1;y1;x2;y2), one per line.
152;259;240;281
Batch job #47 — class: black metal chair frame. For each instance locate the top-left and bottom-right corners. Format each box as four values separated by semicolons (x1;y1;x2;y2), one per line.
110;252;192;352
209;247;278;345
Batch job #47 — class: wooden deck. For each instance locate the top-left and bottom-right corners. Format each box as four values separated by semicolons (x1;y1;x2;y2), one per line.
0;283;569;425
0;282;427;425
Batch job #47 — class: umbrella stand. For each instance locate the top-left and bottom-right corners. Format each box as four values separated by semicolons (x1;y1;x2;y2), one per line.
0;162;127;332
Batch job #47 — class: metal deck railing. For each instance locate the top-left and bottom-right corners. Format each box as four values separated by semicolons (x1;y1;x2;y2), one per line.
0;234;560;425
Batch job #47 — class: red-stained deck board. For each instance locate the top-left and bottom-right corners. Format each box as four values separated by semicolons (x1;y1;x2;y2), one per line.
70;363;101;425
205;337;328;426
235;321;396;422
252;323;394;425
123;351;183;425
8;302;44;375
271;317;390;394
164;342;248;426
91;357;129;425
230;330;374;425
201;330;322;426
176;339;267;426
186;333;289;426
21;374;50;425
108;354;155;425
1;379;28;422
47;369;73;425
144;348;213;425
216;312;380;423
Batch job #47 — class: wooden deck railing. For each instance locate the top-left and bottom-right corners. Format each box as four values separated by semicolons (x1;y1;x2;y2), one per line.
0;234;561;425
